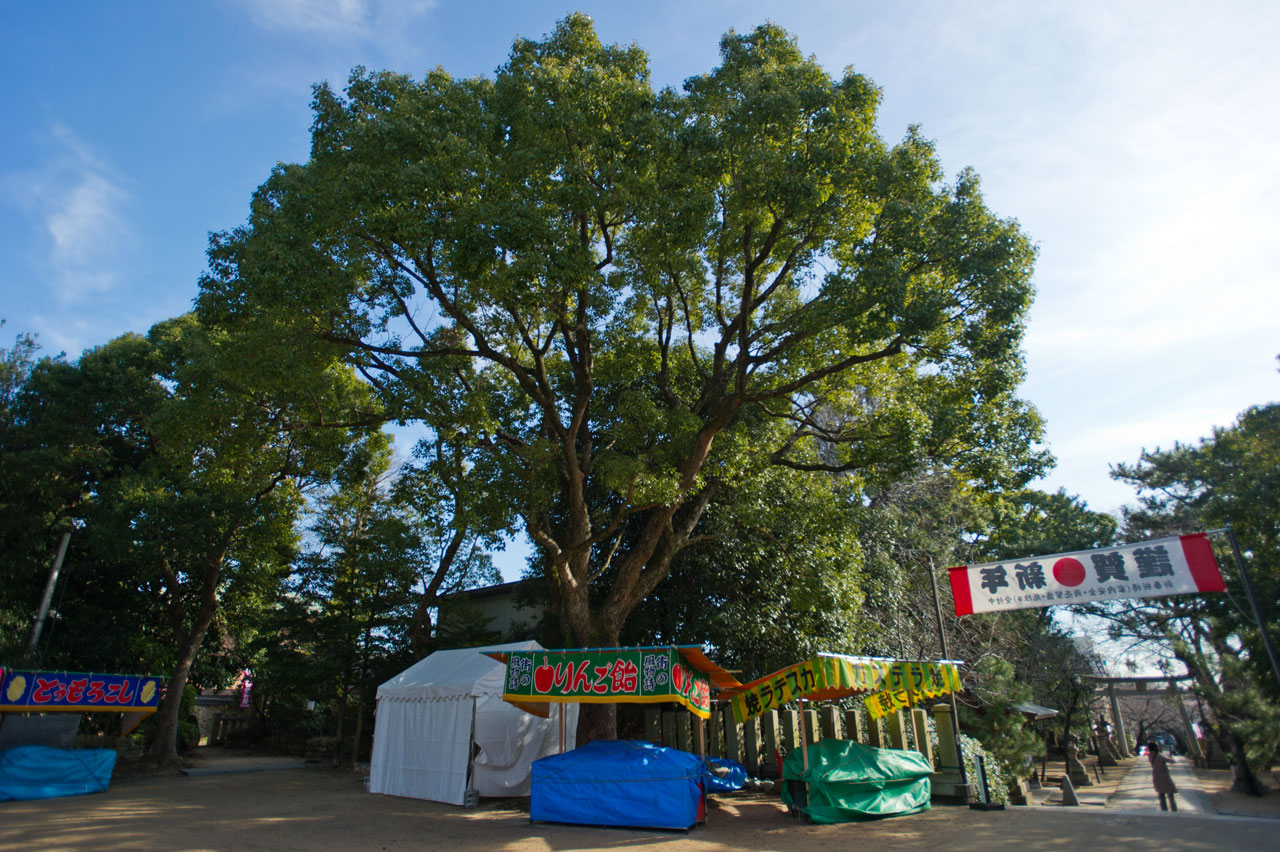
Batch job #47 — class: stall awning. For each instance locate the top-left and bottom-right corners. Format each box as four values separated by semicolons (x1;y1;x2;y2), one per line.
489;645;742;720
717;654;964;723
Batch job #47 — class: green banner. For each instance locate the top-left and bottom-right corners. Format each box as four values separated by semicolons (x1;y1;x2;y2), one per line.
502;648;712;718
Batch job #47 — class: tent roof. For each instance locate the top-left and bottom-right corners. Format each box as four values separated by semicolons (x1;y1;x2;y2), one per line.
377;640;544;702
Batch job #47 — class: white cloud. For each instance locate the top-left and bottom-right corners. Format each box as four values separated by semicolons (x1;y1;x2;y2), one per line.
2;124;133;302
238;0;437;42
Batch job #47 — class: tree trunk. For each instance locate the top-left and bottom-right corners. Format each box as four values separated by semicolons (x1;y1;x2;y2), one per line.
351;691;365;769
149;658;197;768
572;614;620;744
148;552;228;768
576;702;617;746
1222;724;1264;795
333;683;349;768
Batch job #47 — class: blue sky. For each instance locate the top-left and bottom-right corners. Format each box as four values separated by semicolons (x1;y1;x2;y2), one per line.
4;2;1279;582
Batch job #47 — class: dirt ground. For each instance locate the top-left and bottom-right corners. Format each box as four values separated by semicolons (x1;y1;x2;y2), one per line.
3;751;1280;852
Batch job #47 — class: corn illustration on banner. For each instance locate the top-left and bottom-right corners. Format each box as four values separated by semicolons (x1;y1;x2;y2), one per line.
1;669;163;713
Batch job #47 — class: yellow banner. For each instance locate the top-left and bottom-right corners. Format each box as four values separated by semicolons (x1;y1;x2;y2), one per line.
728;660;818;723
727;657;962;723
863;662;962;719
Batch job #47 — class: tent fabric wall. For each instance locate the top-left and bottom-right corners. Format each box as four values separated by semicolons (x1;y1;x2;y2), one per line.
369;641;576;806
471;692;571;796
368;695;472;805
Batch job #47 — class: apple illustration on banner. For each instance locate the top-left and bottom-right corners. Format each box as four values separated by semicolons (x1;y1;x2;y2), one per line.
534;657;556;693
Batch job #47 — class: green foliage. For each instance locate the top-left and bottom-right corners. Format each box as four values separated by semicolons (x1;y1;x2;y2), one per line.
974;488;1118;561
621;463;870;679
197;15;1044;672
0;313;383;765
958;732;1010;805
956;657;1043;777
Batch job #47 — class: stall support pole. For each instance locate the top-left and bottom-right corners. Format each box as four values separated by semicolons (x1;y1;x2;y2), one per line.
928;557;969;791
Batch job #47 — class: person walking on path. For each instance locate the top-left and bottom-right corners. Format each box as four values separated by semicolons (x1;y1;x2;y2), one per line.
1147;741;1178;812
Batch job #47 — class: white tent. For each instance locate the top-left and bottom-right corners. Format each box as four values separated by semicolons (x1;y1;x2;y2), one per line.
368;640;577;805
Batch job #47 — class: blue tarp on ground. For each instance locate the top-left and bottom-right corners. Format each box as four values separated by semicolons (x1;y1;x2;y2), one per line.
0;745;117;801
705;756;746;792
531;740;705;830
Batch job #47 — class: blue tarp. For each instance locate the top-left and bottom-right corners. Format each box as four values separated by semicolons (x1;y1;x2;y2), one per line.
705;756;746;792
0;745;117;801
531;740;705;830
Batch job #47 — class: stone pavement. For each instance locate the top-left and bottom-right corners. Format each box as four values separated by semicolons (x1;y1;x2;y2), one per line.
1104;753;1211;815
1027;754;1214;815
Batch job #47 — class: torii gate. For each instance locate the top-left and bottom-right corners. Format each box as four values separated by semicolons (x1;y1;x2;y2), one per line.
1082;674;1203;765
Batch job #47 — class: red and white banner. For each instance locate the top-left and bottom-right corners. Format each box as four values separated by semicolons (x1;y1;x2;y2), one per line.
949;533;1225;616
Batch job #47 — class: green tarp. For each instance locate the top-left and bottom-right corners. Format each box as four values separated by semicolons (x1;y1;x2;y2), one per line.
781;739;932;824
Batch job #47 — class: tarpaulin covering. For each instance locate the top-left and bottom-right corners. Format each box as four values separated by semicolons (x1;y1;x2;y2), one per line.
781;740;932;824
0;745;116;801
531;740;706;830
705;757;746;792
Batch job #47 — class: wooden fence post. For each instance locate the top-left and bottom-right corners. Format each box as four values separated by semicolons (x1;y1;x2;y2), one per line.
819;705;840;740
845;708;865;744
643;707;662;744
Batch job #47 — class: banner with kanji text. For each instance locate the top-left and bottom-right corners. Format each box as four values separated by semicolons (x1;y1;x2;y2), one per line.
501;647;712;718
862;662;962;719
726;656;961;723
949;533;1225;616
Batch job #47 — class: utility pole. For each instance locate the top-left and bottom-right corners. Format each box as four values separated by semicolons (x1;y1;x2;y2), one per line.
27;531;71;655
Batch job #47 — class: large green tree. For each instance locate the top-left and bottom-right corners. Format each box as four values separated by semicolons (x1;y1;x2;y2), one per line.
0;331;168;670
1;315;379;765
199;17;1042;738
